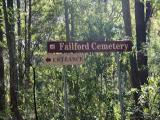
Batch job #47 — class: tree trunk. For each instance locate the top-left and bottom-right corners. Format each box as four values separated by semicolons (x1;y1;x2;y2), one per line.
70;3;74;41
121;0;143;119
0;3;5;115
121;0;132;37
17;0;23;88
135;0;149;118
2;0;23;119
64;0;70;41
25;0;32;88
24;0;28;87
135;0;148;85
116;53;125;120
64;0;70;119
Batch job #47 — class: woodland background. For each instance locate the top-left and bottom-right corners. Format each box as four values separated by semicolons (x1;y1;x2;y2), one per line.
0;0;160;120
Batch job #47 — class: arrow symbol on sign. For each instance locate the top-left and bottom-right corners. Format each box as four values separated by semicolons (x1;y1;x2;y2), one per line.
46;58;51;62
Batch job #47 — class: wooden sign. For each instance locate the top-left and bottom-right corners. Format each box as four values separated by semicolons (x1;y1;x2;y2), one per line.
47;40;132;53
44;53;85;65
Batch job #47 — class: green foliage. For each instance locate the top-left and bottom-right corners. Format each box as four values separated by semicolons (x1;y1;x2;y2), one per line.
1;0;160;119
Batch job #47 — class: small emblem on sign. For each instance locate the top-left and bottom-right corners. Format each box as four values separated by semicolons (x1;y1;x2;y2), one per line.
50;44;55;50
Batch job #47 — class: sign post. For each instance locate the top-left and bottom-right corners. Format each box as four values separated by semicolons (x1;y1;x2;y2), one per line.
45;40;133;120
62;65;68;120
116;53;125;120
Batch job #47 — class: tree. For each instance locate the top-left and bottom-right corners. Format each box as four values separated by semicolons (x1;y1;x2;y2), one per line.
24;0;28;88
64;0;70;41
0;0;5;116
70;1;75;40
17;0;23;88
1;0;160;119
121;0;142;119
135;0;148;86
2;0;23;119
25;0;32;88
64;0;70;119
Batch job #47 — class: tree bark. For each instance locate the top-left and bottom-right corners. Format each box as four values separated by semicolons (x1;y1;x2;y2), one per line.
0;2;5;115
116;53;125;120
135;0;148;85
121;0;141;89
33;67;38;120
146;1;152;24
24;0;28;87
17;0;23;88
25;0;32;88
121;0;132;37
64;0;70;41
64;0;70;119
70;3;74;41
2;0;23;119
135;1;149;118
121;0;143;119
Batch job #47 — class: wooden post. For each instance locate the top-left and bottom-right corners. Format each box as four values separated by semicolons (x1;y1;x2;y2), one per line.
63;66;68;120
116;53;125;120
33;67;38;120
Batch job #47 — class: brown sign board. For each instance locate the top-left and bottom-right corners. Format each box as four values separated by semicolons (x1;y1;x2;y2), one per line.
47;40;132;53
44;53;85;65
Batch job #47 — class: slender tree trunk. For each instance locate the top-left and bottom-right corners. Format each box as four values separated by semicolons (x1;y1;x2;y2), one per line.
146;1;152;43
24;0;28;87
146;1;152;24
0;3;5;115
33;67;38;120
135;0;149;119
64;0;70;119
17;0;23;88
0;48;5;118
64;0;70;41
135;0;148;85
121;0;132;37
70;3;74;41
2;0;23;119
116;53;125;120
24;0;32;88
121;0;143;119
25;0;32;87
